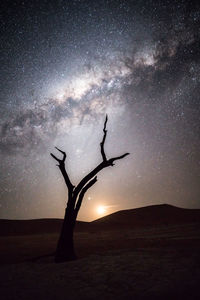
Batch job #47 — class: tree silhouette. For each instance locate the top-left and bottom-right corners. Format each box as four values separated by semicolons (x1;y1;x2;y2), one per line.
51;115;129;263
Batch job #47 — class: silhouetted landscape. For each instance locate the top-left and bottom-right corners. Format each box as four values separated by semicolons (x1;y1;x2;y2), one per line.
1;204;200;236
1;204;200;299
1;0;200;299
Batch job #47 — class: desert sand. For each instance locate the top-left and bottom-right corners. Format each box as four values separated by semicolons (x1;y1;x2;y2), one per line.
0;204;200;300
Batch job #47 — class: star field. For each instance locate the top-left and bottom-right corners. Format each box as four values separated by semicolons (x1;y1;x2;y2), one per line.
0;0;200;220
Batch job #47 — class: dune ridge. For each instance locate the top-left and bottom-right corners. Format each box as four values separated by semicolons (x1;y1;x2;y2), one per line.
1;204;200;236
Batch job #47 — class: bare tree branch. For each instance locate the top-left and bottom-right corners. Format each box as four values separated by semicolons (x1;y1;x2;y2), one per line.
55;147;66;162
74;155;129;199
59;165;74;192
73;116;130;198
51;115;130;262
108;152;130;166
50;147;74;191
75;176;97;213
73;162;103;199
50;153;61;164
50;147;66;164
100;115;108;161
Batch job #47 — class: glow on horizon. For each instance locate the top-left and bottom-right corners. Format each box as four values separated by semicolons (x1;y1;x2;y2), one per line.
96;205;107;216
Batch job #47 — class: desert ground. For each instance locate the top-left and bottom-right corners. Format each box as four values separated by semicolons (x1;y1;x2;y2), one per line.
0;205;200;300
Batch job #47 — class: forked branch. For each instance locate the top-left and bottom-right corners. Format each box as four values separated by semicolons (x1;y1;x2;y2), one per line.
100;114;108;161
73;116;130;198
50;147;74;191
50;147;66;165
75;176;97;213
55;147;66;161
50;116;129;207
51;115;129;263
108;152;130;166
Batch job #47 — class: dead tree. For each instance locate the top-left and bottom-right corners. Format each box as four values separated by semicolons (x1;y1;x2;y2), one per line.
51;115;129;263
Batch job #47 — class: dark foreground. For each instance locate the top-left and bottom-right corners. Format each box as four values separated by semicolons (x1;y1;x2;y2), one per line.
0;222;200;300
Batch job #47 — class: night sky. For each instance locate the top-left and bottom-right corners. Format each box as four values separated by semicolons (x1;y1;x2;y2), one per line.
0;0;200;221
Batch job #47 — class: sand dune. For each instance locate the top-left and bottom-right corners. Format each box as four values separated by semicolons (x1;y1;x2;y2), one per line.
0;204;200;299
0;218;89;236
92;204;200;229
1;204;200;236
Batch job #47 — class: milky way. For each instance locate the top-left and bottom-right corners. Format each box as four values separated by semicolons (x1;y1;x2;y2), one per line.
0;0;200;220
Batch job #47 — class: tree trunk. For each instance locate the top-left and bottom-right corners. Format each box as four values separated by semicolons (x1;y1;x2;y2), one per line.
55;208;77;263
51;116;129;263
